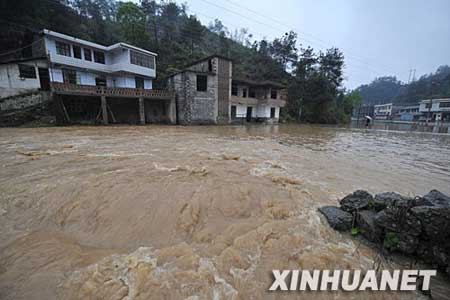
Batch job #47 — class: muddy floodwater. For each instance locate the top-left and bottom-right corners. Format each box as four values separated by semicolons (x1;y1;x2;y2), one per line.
0;125;449;300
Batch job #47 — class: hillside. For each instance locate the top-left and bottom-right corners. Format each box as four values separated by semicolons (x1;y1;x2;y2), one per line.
357;66;450;106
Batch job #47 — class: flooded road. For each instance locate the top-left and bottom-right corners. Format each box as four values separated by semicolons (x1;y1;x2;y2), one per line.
0;124;449;300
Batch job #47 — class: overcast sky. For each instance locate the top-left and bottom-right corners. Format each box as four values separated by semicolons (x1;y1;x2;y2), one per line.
134;0;450;89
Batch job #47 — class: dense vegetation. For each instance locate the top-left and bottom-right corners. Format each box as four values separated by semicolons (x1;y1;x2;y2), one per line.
1;0;362;123
356;65;450;106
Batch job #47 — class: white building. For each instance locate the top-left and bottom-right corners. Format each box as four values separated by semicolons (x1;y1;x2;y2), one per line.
0;29;175;125
42;29;156;90
230;78;284;123
374;103;393;119
419;98;450;122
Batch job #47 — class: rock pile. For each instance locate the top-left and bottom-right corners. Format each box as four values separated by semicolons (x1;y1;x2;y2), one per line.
319;189;450;277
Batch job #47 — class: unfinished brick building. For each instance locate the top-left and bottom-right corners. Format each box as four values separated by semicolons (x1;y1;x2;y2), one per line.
167;55;287;125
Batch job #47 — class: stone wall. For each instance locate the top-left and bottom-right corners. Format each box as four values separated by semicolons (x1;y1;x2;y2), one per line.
217;57;232;123
0;91;51;111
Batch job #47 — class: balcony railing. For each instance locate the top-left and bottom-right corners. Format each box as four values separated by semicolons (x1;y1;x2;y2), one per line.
51;82;174;99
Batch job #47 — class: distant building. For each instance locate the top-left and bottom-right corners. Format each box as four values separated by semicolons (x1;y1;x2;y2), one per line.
392;105;420;121
419;98;450;122
374;103;393;119
167;55;287;124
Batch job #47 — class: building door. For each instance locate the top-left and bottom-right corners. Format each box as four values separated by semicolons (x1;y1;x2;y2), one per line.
135;76;144;89
231;105;237;118
270;107;276;118
246;106;252;122
38;68;50;91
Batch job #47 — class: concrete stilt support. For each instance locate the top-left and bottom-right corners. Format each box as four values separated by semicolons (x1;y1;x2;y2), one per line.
101;96;108;125
168;98;177;124
138;97;145;125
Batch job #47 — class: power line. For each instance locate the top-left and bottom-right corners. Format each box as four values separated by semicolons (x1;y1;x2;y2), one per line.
0;39;44;57
196;0;399;77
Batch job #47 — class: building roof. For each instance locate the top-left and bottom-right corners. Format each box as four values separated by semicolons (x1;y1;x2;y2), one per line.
420;98;450;103
181;54;232;70
374;103;393;107
42;29;157;56
167;55;232;78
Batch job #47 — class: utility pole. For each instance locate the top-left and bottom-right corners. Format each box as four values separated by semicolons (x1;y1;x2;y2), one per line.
427;81;438;125
407;69;412;84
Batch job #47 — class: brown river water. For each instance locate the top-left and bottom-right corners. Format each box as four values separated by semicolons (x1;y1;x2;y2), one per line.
0;124;449;300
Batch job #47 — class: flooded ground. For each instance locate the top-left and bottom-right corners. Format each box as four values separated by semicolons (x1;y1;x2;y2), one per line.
0;124;449;300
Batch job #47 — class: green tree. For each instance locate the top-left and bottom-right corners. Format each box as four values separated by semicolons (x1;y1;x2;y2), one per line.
181;15;205;55
117;2;148;47
269;31;298;69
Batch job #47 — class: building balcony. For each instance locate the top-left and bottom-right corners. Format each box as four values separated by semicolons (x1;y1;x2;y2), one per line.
50;82;173;99
259;98;287;107
48;54;156;78
230;95;286;107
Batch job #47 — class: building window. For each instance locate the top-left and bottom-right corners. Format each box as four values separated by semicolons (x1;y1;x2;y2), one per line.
56;41;71;56
425;103;432;109
62;69;77;84
242;88;247;98
196;75;207;91
84;48;92;61
73;45;82;59
439;102;450;108
135;76;144;89
95;76;106;86
249;88;256;98
18;64;36;78
270;107;276;118
231;105;237;118
231;84;238;96
130;50;155;69
94;51;105;64
270;89;277;99
208;59;213;72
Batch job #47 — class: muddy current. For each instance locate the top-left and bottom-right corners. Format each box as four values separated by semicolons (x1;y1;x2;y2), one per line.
0;125;449;300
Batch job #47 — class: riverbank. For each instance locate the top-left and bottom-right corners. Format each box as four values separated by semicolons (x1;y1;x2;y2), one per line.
1;125;449;299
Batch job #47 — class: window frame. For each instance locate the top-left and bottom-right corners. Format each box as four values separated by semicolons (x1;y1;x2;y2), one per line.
18;64;36;79
73;45;82;59
231;84;238;96
249;88;256;98
208;59;213;72
135;76;145;89
270;89;278;99
83;48;92;61
130;50;155;69
56;41;71;57
93;50;105;64
62;68;77;85
95;76;107;87
196;74;207;92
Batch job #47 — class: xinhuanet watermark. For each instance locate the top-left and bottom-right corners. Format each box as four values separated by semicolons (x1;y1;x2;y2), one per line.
269;269;436;291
